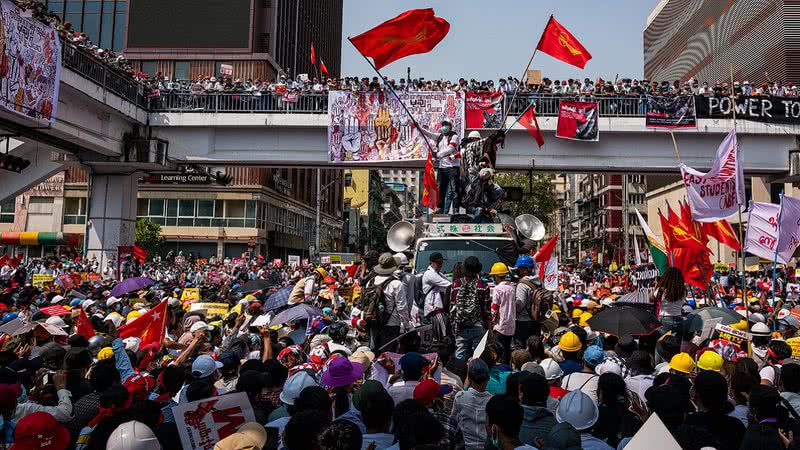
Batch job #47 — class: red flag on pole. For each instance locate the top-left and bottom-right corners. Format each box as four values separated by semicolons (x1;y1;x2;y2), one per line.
534;234;559;279
518;105;545;148
421;151;439;210
704;220;741;251
311;41;317;66
76;306;95;338
349;8;450;70
320;58;329;77
133;245;147;263
118;300;168;348
536;16;592;69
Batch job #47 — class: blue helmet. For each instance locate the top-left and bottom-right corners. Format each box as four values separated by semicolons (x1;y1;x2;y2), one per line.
70;298;82;307
515;255;534;269
2;312;18;324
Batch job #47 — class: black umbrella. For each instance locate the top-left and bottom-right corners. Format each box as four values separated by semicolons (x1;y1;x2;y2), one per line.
586;306;662;337
240;279;274;293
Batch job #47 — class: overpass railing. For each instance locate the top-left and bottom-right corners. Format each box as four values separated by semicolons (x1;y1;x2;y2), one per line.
60;39;148;109
151;92;647;116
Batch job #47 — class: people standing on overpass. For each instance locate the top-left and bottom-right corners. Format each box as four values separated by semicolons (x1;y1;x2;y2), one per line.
423;252;452;347
420;120;460;214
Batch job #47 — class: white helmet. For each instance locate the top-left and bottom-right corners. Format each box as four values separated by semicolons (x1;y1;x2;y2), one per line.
106;421;161;450
45;316;66;328
556;390;599;431
751;322;771;336
468;130;481;139
393;253;409;266
749;313;766;324
540;358;564;381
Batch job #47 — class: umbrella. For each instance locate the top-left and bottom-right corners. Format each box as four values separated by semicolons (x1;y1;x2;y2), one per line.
270;304;322;326
264;285;295;312
240;279;274;294
111;277;155;297
685;307;743;332
586;306;662;337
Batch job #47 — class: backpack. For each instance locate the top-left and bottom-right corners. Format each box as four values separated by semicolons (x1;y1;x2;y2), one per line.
361;275;398;327
519;279;552;322
452;277;482;326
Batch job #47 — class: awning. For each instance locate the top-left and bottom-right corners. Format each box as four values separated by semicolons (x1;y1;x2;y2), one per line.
0;232;80;246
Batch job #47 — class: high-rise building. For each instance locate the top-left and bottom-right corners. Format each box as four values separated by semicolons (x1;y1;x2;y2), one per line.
43;0;343;80
645;0;796;85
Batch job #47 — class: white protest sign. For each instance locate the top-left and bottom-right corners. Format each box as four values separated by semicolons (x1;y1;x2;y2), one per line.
543;257;559;291
172;392;256;450
624;412;681;450
699;317;722;342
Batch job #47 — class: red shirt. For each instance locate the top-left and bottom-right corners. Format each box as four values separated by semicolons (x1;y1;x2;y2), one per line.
549;385;569;400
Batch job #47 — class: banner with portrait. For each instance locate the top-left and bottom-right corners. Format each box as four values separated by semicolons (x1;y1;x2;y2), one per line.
465;92;504;129
646;95;697;128
556;100;598;142
328;90;465;162
0;0;61;123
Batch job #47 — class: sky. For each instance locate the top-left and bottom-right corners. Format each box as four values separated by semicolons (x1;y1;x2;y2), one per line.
341;0;663;82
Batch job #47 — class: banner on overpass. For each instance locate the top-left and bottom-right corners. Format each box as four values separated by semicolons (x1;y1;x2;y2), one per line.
646;95;697;128
556;100;598;142
327;90;464;162
465;92;504;129
695;95;800;125
0;0;61;123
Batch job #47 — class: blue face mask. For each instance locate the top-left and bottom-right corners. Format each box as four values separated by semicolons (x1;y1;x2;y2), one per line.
439;126;451;134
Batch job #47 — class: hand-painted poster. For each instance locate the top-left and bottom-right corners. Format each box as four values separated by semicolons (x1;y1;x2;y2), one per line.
646;95;697;128
328;90;465;162
0;0;61;123
465;92;504;129
556;100;598;141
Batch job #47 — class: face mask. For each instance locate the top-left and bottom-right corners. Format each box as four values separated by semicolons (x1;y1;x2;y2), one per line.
439;126;451;134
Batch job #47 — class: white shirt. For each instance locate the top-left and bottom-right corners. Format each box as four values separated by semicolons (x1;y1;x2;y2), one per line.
373;273;406;327
562;372;599;404
423;265;451;316
387;380;420;405
420;128;460;169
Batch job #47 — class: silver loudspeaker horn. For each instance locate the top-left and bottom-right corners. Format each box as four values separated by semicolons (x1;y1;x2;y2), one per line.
514;214;546;241
387;221;416;252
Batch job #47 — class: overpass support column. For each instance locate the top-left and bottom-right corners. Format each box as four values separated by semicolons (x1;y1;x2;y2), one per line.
86;173;138;277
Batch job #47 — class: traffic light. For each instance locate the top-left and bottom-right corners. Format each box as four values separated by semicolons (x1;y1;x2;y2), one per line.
0;153;30;173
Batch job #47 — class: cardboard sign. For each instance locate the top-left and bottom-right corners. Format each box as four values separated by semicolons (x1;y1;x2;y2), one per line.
624;412;681;450
172;392;256;450
527;69;542;86
272;259;282;268
32;274;54;287
219;64;233;76
180;288;200;306
712;323;749;350
190;303;230;317
699;318;722;342
787;337;800;357
288;255;300;267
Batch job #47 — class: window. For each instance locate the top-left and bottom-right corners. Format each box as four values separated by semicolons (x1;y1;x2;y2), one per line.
148;199;164;216
0;199;14;224
174;62;190;81
63;198;86;225
141;61;157;77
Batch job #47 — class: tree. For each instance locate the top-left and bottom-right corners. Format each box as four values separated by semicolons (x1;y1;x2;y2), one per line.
494;172;559;228
135;218;164;258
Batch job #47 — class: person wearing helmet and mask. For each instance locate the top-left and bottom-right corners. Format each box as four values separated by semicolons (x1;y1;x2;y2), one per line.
288;267;326;305
490;262;516;364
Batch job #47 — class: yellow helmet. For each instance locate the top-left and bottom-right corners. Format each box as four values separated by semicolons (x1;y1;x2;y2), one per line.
559;331;582;352
697;350;723;372
552;304;562;314
572;308;584;319
731;319;748;331
579;312;593;327
97;347;114;361
489;262;510;276
126;311;141;322
316;267;328;278
669;352;696;374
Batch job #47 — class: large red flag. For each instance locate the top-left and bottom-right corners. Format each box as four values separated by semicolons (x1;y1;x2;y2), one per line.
534;234;558;279
421;151;439;210
518;105;545;148
76;306;95;338
673;247;713;291
349;9;450;70
310;41;317;66
536;16;592;69
704;220;741;251
118;300;168;348
666;204;710;253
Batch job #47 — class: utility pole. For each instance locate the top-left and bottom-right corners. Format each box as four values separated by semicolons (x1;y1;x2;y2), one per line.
623;175;630;266
315;168;321;260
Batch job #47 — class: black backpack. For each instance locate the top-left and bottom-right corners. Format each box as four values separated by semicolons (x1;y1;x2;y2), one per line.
361;275;398;327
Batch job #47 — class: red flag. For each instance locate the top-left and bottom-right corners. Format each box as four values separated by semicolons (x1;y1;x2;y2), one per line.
133;245;147;263
666;204;710;253
679;200;708;245
320;58;329;77
519;105;545;148
704;220;741;251
421;151;439;210
673;247;713;291
349;8;450;70
536;16;592;69
118;300;168;348
76;307;95;338
310;41;317;66
534;234;558;279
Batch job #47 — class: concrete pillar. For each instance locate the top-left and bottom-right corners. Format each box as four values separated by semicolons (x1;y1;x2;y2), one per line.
86;174;138;277
751;177;771;203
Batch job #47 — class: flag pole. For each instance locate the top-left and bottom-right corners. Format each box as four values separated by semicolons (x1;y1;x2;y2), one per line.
772;192;784;309
506;102;534;130
500;48;538;129
348;37;437;157
669;131;682;165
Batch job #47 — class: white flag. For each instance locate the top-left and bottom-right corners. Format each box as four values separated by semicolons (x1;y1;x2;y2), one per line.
543;257;559;291
633;230;642;266
681;130;745;222
744;202;781;262
777;196;800;264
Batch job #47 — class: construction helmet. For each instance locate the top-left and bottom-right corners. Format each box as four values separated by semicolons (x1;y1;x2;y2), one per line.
97;347;114;361
750;313;766;324
316;267;328;278
556;390;599;431
669;352;696;374
489;262;510;276
106;421;161;450
571;308;584;319
731;319;748;331
126;311;141;323
514;255;534;269
697;350;723;372
751;322;771;336
578;312;593;327
540;358;564;381
559;331;582;352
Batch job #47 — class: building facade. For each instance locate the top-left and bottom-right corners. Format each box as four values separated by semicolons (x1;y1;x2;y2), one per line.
645;0;796;85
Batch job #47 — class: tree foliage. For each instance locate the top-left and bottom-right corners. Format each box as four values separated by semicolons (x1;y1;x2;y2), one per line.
495;172;559;228
135;218;164;258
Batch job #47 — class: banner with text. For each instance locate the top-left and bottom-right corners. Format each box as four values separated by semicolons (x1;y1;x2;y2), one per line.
646;95;697;128
0;0;61;122
695;95;800;124
556;100;599;142
328;90;465;162
465;92;504;129
172;392;256;450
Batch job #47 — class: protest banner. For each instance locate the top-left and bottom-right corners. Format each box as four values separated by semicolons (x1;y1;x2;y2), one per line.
556;100;599;141
320;256;330;264
543;257;558;291
712;323;749;351
632;264;659;289
745;197;800;264
788;337;800;357
527;69;543;86
190;303;229;317
465;92;505;129
681;130;744;222
180;288;200;307
646;95;697;128
328;90;465;162
172;392;256;450
288;255;300;267
32;274;53;287
39;305;70;316
695;95;800;125
219;64;233;76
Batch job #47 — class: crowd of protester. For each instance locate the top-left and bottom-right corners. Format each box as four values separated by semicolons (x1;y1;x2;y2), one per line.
1;250;800;450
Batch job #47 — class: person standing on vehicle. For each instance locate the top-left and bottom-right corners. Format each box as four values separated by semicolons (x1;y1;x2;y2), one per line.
420;120;460;214
423;252;452;346
451;256;489;360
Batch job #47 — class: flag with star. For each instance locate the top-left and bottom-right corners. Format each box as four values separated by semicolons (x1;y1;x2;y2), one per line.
118;300;168;348
349;8;450;70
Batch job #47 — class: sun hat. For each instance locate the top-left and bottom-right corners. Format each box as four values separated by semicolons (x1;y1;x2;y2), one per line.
279;371;317;405
11;412;70;450
190;321;215;333
192;354;223;379
374;253;399;275
321;356;363;387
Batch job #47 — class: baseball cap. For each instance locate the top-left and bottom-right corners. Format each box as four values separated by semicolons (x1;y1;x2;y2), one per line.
279;371;317;405
399;352;428;377
190;321;215;333
583;346;605;369
429;252;446;263
192;355;223;379
10;412;70;450
413;379;452;406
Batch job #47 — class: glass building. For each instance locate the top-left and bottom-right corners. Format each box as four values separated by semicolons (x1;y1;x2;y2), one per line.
44;0;128;51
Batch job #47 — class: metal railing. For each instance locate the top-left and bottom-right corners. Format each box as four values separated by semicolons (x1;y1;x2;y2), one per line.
60;38;148;109
505;94;647;117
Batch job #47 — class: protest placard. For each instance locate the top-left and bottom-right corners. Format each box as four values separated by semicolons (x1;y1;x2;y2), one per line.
172;392;256;450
